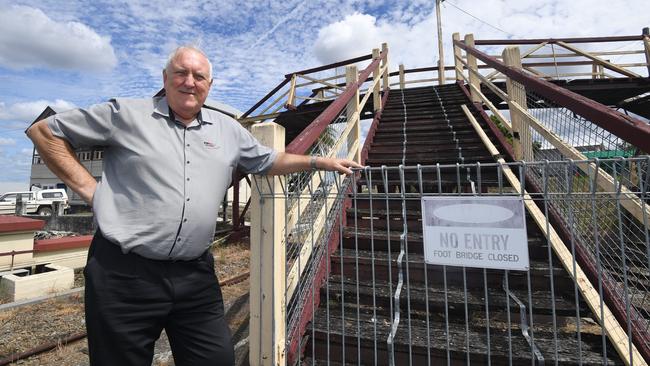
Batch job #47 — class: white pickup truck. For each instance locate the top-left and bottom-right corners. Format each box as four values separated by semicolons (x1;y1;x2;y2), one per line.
0;189;69;216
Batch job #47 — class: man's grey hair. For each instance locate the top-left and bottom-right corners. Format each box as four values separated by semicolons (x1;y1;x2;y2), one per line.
164;45;213;81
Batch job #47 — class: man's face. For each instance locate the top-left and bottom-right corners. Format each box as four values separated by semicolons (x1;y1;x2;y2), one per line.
163;49;212;122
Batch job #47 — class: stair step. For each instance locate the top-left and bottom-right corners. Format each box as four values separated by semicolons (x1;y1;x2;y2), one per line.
323;274;587;317
307;307;619;365
331;247;572;290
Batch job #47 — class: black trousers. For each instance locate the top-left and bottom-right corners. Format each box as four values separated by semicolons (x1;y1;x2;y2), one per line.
84;231;234;366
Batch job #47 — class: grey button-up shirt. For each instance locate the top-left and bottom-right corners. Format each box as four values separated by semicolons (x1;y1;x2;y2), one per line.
47;97;277;260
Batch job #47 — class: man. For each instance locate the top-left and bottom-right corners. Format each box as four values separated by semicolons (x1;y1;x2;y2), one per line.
26;45;361;366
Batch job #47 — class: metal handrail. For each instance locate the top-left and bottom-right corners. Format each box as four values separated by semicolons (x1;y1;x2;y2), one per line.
285;49;388;155
454;38;650;154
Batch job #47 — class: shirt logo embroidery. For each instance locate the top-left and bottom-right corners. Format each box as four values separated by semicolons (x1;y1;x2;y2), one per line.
203;141;219;149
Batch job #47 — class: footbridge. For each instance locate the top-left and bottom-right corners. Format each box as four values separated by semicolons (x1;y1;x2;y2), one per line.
238;30;650;365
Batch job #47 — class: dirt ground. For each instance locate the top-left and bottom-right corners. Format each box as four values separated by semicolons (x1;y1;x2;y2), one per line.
0;239;251;366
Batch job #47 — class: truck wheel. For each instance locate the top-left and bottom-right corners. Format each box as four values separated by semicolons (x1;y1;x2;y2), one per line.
38;207;53;216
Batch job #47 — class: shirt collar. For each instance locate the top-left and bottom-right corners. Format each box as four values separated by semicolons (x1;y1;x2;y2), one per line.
153;96;214;125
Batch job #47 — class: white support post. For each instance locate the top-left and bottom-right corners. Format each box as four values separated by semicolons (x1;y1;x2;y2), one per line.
503;46;533;161
347;65;361;163
592;63;598;79
453;32;463;81
642;27;650;77
435;0;445;85
382;43;389;91
372;48;382;113
464;33;481;103
286;74;297;107
249;122;286;366
398;64;405;89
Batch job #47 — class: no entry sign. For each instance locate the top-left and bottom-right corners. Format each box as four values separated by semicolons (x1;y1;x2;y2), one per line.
421;196;529;271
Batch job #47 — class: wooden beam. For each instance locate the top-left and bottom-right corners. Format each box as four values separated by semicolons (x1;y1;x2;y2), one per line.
372;48;382;112
238;112;282;125
467;82;512;132
507;99;650;228
346;65;361;163
556;41;641;78
259;89;290;116
382;43;390;90
464;34;481;103
643;28;650;77
453;33;463;81
502;46;532;161
286;74;297;108
250;122;286;366
485;42;548;81
296;73;346;90
462;105;644;366
435;0;445;85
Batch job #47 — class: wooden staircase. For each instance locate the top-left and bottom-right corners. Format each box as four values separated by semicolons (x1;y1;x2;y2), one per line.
303;84;624;365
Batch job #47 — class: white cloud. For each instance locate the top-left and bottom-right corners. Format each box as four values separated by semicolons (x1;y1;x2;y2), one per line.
312;1;649;84
0;99;76;123
0;138;16;146
0;5;117;72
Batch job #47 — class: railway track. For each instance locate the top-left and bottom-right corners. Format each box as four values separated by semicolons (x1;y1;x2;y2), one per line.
0;270;250;365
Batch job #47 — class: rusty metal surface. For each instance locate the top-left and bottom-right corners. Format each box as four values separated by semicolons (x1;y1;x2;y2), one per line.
474;35;644;45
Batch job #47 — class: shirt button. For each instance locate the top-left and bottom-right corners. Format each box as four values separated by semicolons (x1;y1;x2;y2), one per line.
186;160;190;164
187;178;190;181
177;237;181;241
187;144;190;147
186;198;190;201
183;218;188;222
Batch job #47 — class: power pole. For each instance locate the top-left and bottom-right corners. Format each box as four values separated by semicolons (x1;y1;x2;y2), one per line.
436;0;445;85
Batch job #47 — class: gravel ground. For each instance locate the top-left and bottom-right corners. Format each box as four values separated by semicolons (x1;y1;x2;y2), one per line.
0;240;251;366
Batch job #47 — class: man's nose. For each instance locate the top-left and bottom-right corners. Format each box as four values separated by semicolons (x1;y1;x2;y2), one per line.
183;73;196;87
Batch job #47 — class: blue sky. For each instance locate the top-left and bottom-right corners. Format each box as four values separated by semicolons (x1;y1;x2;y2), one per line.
0;0;648;192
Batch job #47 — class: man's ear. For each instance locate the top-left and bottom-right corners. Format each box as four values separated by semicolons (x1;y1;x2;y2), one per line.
162;69;167;84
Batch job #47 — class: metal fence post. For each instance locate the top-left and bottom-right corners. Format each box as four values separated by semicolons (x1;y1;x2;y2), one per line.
503;46;533;161
15;195;25;216
250;122;286;366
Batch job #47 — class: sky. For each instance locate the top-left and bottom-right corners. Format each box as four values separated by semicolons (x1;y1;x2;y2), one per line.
0;0;648;192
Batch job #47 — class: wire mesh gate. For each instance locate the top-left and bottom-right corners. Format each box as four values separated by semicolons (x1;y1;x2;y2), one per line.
252;157;649;365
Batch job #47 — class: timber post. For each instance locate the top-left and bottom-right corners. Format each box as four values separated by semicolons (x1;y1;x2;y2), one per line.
346;65;361;163
641;27;650;77
436;0;445;85
249;122;286;366
464;33;481;103
398;64;405;89
453;32;463;81
372;48;382;113
382;43;389;90
503;46;533;161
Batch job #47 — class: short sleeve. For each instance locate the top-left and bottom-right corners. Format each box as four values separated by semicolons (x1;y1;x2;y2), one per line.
236;124;278;174
46;99;119;148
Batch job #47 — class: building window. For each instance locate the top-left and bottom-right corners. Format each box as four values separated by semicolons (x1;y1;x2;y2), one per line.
78;151;91;161
93;150;104;160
